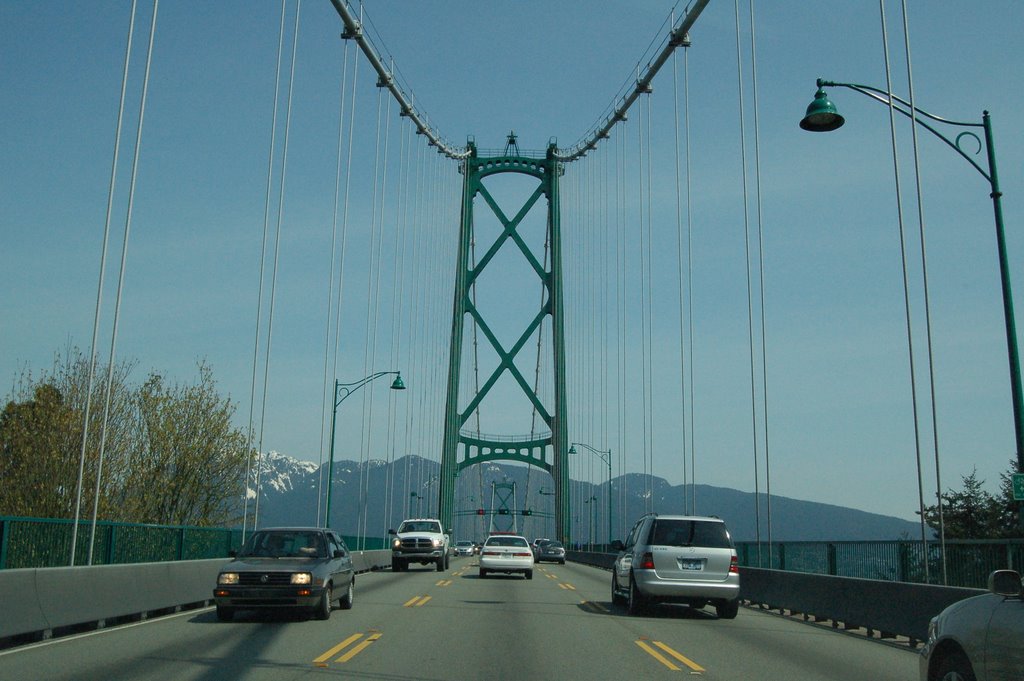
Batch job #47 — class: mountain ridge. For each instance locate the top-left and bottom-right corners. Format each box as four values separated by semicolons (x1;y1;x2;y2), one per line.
248;452;925;543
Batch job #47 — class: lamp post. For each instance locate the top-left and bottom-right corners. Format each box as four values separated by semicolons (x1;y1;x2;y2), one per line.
410;491;422;516
801;78;1024;527
323;371;405;528
569;443;613;548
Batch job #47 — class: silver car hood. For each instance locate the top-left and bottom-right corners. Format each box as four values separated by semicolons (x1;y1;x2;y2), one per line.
223;557;321;572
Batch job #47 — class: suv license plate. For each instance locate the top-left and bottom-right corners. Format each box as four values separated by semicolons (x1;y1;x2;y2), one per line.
679;559;703;571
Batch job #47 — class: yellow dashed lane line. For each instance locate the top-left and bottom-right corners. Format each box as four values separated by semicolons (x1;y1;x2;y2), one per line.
635;639;705;673
313;631;382;666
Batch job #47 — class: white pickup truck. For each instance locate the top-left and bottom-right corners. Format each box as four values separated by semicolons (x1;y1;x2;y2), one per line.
388;518;451;572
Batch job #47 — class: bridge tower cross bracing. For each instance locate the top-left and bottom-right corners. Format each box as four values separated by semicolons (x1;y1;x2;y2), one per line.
438;139;570;544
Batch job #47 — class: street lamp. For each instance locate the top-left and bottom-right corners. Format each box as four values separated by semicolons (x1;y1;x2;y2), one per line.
569;443;613;548
323;371;405;527
801;78;1024;526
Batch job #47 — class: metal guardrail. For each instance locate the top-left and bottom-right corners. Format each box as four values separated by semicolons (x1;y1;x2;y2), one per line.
565;550;985;644
0;516;385;569
735;539;1024;589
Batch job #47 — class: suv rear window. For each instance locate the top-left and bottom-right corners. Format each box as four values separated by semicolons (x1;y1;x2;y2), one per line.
648;519;732;549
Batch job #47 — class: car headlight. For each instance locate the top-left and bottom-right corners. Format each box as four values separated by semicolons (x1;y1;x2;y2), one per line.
432;538;442;548
218;572;239;585
392;538;402;549
290;573;312;585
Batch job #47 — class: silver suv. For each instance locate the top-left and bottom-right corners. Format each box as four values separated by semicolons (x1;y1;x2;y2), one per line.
611;514;740;618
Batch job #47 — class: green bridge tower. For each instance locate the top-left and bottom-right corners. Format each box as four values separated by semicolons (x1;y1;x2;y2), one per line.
438;135;570;544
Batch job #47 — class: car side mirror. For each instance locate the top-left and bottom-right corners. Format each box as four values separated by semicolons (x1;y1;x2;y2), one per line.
989;569;1023;597
610;540;625;552
388;529;397;535
333;549;345;559
228;549;237;558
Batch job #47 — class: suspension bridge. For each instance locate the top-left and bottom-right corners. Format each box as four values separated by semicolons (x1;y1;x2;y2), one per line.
2;1;1023;676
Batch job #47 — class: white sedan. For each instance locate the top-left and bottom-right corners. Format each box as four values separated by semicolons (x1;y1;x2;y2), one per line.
479;535;534;580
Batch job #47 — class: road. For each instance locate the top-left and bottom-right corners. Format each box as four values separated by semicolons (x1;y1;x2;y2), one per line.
0;558;919;680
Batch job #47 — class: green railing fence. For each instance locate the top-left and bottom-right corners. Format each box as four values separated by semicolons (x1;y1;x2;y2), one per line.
736;539;1024;589
0;516;385;569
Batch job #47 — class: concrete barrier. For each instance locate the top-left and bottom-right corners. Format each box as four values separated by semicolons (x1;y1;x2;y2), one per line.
566;551;983;643
1;559;229;641
2;550;390;643
739;567;982;643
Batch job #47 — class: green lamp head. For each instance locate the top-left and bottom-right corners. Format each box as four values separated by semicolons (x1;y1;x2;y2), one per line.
390;375;406;390
800;87;845;132
568;445;578;455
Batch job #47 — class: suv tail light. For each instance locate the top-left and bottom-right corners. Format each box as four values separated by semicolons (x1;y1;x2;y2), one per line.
729;555;739;574
638;551;655;570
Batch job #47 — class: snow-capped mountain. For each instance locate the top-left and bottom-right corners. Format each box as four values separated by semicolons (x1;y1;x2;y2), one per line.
241;452;923;542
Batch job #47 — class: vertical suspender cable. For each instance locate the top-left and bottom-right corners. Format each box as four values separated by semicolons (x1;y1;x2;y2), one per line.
70;0;137;566
254;0;301;532
671;40;689;517
244;0;287;540
644;87;655;513
683;44;696;515
748;0;773;555
636;91;650;512
87;0;159;564
385;120;411;533
358;84;391;546
317;38;352;527
877;0;930;584
618;119;629;534
327;34;361;528
900;0;946;585
734;0;762;564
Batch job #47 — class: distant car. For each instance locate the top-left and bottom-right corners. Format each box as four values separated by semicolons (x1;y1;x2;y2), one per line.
920;569;1023;681
536;540;566;564
611;514;740;618
213;527;354;622
454;540;475;557
479;534;534;579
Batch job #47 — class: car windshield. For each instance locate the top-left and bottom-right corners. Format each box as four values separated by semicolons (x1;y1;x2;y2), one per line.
399;521;441;533
486;536;529;547
648;519;733;548
544;541;564;549
240;530;326;558
456;541;473;546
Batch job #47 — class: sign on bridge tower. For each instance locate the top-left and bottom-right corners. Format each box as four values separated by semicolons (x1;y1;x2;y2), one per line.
438;136;570;544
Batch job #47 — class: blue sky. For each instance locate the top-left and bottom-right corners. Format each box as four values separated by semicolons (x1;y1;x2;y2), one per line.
2;1;1022;524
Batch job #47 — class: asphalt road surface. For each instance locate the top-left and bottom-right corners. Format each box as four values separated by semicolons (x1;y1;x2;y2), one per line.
0;557;920;681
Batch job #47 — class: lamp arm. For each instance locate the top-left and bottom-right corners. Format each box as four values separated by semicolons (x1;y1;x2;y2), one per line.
335;371;399;408
820;79;991;183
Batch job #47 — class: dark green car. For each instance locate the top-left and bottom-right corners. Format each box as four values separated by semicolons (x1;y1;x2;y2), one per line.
214;527;354;621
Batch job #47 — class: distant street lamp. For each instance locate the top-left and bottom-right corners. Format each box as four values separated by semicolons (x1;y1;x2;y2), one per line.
583;495;598;551
801;78;1023;528
570;443;613;547
323;371;405;527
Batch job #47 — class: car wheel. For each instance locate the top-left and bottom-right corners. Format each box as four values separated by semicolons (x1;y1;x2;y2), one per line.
525;570;534;580
716;599;739;619
391;558;401;571
479;568;488;578
436;556;445;572
934;651;977;681
316;584;332;620
339;577;354;610
611;573;627;605
627;573;646;616
445;553;451;569
559;559;565;565
215;605;234;622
